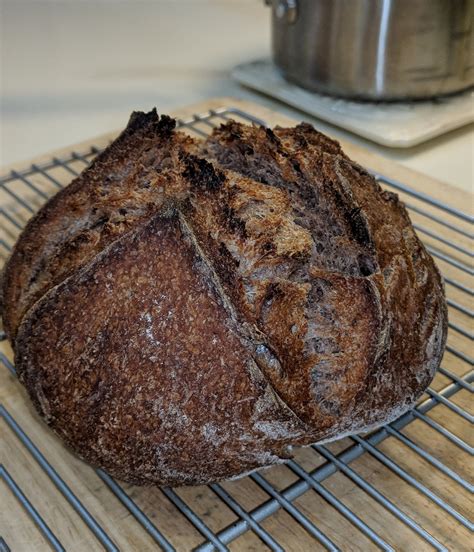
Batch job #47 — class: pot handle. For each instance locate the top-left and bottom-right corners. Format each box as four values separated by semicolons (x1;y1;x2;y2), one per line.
264;0;298;24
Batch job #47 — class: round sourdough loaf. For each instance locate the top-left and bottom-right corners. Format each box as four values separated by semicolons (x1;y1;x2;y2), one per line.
2;110;447;485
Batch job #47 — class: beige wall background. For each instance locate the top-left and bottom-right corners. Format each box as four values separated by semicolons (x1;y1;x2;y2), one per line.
1;0;472;192
1;1;270;165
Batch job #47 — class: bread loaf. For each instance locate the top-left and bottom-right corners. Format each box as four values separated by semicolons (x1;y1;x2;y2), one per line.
1;110;447;485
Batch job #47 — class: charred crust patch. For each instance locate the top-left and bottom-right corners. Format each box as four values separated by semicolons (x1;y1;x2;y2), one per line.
291;159;303;175
358;254;377;277
126;108;159;132
223;205;247;237
126;109;176;138
214;241;240;288
261;241;276;254
265;282;283;300
264;127;281;146
295;123;317;134
332;189;373;250
183;154;225;192
154;114;176;136
346;207;372;248
258;282;288;327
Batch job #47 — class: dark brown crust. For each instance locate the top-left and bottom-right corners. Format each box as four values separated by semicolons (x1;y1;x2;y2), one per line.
2;110;195;343
3;111;447;485
197;121;447;433
15;213;310;485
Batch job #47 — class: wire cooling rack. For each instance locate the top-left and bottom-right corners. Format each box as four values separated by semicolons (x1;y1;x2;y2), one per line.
0;107;472;552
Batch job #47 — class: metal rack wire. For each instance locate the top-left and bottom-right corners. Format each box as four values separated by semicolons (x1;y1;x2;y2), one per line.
0;107;472;552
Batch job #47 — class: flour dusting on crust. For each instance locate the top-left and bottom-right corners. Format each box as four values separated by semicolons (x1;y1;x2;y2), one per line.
8;111;447;486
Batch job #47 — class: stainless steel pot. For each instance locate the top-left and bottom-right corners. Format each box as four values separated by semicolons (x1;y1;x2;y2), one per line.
266;0;474;100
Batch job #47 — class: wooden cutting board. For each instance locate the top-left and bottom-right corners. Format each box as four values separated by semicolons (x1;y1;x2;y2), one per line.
1;98;472;552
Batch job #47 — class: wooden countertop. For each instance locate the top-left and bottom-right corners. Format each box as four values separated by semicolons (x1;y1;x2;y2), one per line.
1;98;472;551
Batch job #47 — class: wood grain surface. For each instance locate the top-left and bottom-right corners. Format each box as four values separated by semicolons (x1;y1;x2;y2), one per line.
1;97;472;552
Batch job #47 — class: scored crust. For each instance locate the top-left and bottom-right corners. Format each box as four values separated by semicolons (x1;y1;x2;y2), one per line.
196;121;447;432
1;110;195;343
3;110;447;485
15;213;311;485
